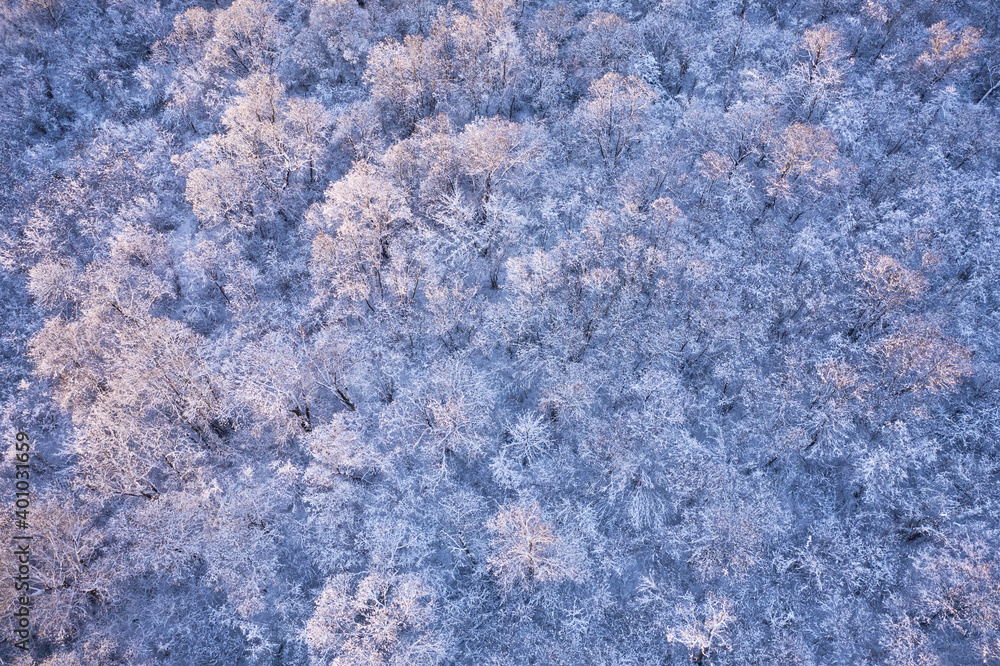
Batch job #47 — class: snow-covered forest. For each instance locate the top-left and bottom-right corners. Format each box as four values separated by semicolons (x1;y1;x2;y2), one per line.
1;0;1000;662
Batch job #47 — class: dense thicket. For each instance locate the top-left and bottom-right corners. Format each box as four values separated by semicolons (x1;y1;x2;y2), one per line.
2;0;1000;663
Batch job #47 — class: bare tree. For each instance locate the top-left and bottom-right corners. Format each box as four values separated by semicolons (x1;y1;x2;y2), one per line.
486;500;582;593
667;592;735;664
576;73;656;168
305;572;443;666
